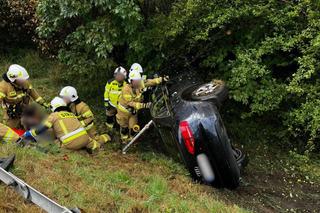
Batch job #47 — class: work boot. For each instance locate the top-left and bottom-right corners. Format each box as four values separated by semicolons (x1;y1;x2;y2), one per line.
120;127;130;144
106;116;114;130
100;134;111;144
86;139;100;155
86;147;99;155
105;122;114;130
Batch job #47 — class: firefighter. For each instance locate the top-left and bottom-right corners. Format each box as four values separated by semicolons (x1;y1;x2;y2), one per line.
104;66;127;129
22;97;99;152
129;63;168;94
116;70;166;142
59;86;111;145
0;64;48;129
0;123;20;144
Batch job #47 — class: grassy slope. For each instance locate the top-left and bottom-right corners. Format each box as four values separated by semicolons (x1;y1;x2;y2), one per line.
0;50;319;212
0;145;246;213
0;51;246;212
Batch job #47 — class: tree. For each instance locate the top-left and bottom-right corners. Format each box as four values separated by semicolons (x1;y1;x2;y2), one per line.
36;0;320;151
0;0;38;51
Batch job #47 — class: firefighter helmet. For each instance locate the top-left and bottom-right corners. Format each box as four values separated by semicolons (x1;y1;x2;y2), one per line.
59;86;78;102
7;64;29;82
114;66;127;78
128;70;142;83
129;63;143;73
50;97;67;112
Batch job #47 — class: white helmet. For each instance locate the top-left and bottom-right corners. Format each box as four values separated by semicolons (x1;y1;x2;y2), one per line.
59;86;79;102
7;64;29;82
114;66;127;78
50;97;66;112
129;63;143;73
128;70;142;83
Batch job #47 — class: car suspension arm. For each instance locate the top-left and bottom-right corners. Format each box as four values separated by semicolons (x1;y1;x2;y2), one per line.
122;120;155;154
0;155;80;213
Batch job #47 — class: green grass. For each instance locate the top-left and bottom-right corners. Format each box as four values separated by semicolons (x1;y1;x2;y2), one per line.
0;145;245;213
0;50;246;212
0;50;319;212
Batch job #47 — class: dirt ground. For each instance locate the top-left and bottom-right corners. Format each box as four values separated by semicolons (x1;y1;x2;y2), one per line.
199;144;320;213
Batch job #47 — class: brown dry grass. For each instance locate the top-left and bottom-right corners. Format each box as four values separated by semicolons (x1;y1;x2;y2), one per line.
0;145;245;213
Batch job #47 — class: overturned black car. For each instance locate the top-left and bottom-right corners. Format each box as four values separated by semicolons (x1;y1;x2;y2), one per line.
148;74;246;189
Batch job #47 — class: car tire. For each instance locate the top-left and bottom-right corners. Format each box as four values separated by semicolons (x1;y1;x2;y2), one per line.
190;80;228;103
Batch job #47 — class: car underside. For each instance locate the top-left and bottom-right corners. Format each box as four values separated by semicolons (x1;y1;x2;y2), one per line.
150;73;246;189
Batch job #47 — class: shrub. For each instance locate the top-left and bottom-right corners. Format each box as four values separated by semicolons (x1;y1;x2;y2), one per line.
0;0;38;51
36;0;320;151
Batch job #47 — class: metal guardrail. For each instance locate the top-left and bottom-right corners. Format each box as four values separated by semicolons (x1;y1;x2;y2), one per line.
0;155;81;213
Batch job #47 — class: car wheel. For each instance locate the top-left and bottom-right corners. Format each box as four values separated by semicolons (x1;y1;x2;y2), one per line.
191;80;228;103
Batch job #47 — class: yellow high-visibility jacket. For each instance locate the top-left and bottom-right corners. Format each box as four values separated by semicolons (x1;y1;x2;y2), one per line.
118;77;163;113
30;108;89;145
104;79;127;108
69;100;94;130
0;75;45;107
141;77;162;90
0;123;19;144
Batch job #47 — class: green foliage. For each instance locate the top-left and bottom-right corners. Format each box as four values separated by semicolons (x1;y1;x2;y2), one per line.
0;0;38;51
35;0;320;151
36;0;143;97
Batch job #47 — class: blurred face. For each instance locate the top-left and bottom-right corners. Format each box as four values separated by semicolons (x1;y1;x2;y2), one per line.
115;73;125;82
131;79;142;88
14;79;27;86
62;96;71;104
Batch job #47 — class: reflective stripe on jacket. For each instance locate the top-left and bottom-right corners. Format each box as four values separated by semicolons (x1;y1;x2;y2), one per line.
60;127;86;144
104;79;126;107
0;123;19;144
32;110;89;144
117;84;144;113
69;100;94;130
0;79;44;107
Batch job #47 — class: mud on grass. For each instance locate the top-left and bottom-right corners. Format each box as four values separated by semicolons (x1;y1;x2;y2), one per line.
0;50;319;212
209;144;320;212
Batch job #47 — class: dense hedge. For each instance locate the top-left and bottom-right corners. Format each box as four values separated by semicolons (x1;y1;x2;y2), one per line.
0;0;38;51
2;0;320;152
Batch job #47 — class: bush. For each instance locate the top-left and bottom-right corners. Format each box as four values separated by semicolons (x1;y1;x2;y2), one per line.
0;0;38;51
36;0;320;152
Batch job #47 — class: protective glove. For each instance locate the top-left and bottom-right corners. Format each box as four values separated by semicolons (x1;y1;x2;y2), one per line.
43;102;50;108
162;75;170;82
43;102;51;110
105;100;113;111
142;102;152;109
22;131;34;140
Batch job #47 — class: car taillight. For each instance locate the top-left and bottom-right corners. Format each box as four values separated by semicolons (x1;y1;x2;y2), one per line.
179;121;195;155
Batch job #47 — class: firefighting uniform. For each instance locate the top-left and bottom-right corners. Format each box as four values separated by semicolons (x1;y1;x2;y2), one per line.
116;77;163;134
0;123;20;144
104;79;127;126
29;107;98;150
0;74;46;128
69;99;110;145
